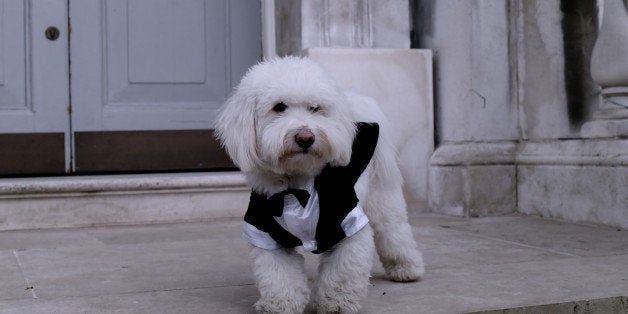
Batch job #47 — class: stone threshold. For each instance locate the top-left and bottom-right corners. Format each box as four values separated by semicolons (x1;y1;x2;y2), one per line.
0;172;250;231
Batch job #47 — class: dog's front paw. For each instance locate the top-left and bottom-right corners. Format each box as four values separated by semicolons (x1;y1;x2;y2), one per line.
314;295;361;314
383;257;425;282
254;297;307;314
384;263;423;282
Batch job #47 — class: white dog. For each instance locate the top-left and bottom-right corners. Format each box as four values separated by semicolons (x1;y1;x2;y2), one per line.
215;57;424;313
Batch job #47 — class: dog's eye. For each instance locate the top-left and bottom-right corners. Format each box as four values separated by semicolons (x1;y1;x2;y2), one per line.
272;102;287;113
309;105;320;113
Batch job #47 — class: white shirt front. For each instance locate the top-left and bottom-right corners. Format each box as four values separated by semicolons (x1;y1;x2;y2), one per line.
242;182;368;252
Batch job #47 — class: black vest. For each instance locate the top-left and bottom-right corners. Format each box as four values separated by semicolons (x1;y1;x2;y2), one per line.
243;122;379;254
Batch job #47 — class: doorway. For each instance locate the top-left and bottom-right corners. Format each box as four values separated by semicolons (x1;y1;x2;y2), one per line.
0;0;261;176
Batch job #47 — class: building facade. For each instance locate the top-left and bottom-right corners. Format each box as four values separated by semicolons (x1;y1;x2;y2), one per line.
269;0;627;229
1;0;626;231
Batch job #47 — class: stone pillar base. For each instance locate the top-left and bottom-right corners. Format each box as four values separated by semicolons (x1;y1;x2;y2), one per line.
428;142;518;217
580;116;628;138
581;87;628;138
429;139;628;229
517;139;628;229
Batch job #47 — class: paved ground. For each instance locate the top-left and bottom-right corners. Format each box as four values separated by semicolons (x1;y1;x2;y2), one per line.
1;213;627;313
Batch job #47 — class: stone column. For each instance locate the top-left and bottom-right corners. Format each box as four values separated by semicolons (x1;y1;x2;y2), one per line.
426;1;519;217
520;0;628;229
582;0;628;137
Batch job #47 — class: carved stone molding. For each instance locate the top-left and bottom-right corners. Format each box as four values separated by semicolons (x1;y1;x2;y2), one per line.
274;0;409;56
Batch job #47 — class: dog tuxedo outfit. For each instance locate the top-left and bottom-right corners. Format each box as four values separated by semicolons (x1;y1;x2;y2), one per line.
242;122;379;254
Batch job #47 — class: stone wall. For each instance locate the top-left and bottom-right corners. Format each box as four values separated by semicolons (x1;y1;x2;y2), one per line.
417;0;627;228
270;0;628;229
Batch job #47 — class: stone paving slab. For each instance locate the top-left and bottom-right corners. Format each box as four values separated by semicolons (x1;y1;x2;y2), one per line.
1;214;627;313
446;215;628;257
0;251;31;301
363;254;628;313
3;221;253;301
410;224;573;271
470;296;628;314
0;285;259;314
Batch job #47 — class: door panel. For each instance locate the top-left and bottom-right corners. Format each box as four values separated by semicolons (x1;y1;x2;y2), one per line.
0;0;28;114
70;0;260;172
0;0;70;175
0;0;70;131
127;0;207;84
71;0;259;132
31;0;71;133
74;130;231;172
0;133;65;175
101;0;225;130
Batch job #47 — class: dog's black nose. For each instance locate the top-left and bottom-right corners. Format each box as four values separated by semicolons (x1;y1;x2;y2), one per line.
295;130;315;149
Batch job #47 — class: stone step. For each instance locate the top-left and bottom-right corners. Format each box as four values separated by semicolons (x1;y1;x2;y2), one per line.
0;172;249;231
469;296;628;314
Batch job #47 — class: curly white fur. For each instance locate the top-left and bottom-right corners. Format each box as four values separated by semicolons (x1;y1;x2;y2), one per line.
216;57;424;313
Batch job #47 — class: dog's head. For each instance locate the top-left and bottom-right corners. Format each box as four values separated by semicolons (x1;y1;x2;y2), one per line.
215;57;356;177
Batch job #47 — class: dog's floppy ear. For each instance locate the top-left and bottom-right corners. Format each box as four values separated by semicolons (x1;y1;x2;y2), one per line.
327;97;358;167
215;87;260;173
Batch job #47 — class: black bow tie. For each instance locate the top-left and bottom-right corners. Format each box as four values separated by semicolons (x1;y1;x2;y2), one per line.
268;188;311;216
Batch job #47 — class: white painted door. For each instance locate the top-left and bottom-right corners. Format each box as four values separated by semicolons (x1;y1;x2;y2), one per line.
70;0;261;172
0;0;260;175
0;0;70;174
